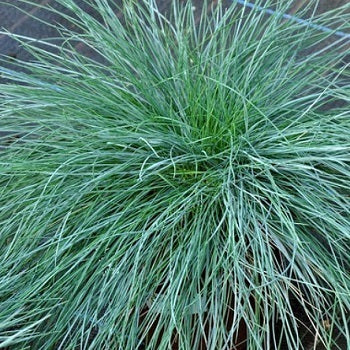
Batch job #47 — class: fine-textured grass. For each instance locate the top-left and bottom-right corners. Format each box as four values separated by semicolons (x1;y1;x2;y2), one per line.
0;0;349;349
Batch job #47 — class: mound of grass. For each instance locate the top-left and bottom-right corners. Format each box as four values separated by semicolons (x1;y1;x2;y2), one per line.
0;0;349;349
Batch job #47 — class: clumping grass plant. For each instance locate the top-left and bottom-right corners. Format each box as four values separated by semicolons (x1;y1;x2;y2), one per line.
0;0;349;349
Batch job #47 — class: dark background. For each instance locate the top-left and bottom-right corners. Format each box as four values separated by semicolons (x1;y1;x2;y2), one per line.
0;0;348;64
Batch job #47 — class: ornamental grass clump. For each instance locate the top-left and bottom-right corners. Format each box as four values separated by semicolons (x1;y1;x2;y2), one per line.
0;0;349;349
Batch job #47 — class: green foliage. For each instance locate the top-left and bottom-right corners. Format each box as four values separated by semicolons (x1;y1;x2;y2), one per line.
0;0;349;349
